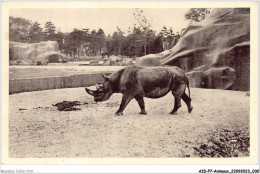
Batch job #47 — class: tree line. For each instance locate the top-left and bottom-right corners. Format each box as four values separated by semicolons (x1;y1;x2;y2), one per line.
9;8;210;58
9;16;169;58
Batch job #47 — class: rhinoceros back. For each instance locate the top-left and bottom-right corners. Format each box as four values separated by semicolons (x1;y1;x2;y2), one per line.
117;66;185;98
138;67;178;98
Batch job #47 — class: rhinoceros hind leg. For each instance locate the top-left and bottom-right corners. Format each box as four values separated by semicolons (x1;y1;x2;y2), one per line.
135;96;147;115
188;106;193;113
139;111;147;115
181;92;193;113
170;96;181;115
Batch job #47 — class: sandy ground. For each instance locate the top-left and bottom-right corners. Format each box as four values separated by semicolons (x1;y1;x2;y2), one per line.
9;88;249;158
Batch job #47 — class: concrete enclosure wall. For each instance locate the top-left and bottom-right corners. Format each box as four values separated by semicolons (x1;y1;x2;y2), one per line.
9;73;111;94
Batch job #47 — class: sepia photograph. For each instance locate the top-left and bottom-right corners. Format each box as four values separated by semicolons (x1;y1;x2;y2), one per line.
1;1;259;168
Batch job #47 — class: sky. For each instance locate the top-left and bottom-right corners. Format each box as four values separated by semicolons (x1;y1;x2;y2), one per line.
9;8;190;35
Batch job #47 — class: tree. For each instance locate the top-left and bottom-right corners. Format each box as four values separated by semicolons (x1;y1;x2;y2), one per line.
112;27;125;56
9;16;32;42
125;27;144;57
145;29;156;54
159;26;181;50
55;28;64;51
132;8;152;55
105;34;113;58
64;28;85;57
150;36;163;54
43;21;56;40
81;28;91;56
89;30;99;56
28;22;43;43
96;29;106;54
185;8;211;22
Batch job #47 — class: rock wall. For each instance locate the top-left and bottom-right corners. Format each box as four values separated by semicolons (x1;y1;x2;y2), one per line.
137;8;250;90
9;41;64;64
136;54;161;67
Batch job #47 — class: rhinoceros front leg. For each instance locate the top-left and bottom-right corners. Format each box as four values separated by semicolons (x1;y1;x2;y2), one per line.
135;95;147;115
115;95;134;116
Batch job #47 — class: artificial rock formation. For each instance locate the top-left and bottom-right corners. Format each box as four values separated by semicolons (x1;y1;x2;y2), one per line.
9;41;64;64
137;8;250;90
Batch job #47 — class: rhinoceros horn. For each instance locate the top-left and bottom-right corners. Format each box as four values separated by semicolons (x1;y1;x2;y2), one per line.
85;87;95;96
96;84;100;90
102;74;109;80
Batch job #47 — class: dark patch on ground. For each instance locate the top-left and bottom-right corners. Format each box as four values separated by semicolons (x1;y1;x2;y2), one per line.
79;64;89;66
53;101;84;111
19;108;27;111
193;128;250;157
34;107;42;109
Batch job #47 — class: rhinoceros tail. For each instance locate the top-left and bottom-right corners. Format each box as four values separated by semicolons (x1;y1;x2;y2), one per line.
186;77;191;98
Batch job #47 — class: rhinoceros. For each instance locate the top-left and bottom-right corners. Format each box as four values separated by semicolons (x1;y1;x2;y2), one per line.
85;65;193;116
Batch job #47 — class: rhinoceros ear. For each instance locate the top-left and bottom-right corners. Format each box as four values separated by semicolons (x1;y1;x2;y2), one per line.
102;74;109;81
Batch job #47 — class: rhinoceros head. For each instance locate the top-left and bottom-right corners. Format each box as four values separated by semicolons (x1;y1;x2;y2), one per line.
85;74;113;102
